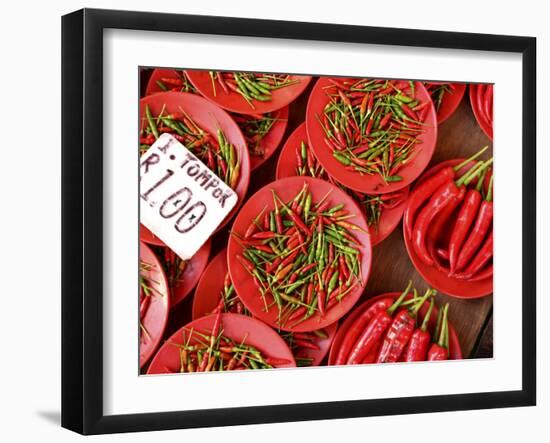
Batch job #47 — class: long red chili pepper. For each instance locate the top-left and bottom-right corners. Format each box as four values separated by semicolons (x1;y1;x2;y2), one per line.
412;181;463;265
402;299;434;362
346;282;412;365
455;176;493;272
448;189;482;272
457;230;493;279
376;289;434;363
334;298;393;365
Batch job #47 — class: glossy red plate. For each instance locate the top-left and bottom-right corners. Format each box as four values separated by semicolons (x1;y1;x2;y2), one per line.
140;224;164;246
328;292;462;365
185;70;312;114
140;242;170;368
145;68;197;96
139;92;250;230
193;249;338;365
227;176;372;332
469;84;493;140
276;123;409;246
169;239;211;305
425;82;466;124
147;313;296;374
237;106;289;171
403;159;493;298
306;78;437;194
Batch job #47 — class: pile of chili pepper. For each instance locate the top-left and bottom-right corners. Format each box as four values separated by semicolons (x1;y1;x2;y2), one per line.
208;269;329;367
139;260;159;343
293;140;407;234
405;146;494;280
237;183;365;327
424;83;455;112
317;78;430;183
167;312;290;372
208;72;299;108
280;329;328;367
233;113;280;159
140;104;241;188
210;271;250;316
155;71;197;94
154;246;187;293
294;139;328;179
334;282;453;365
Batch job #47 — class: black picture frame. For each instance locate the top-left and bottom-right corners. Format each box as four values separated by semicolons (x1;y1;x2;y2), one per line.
62;8;536;435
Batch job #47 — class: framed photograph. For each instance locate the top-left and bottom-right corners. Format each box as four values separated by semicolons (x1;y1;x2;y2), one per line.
61;8;536;435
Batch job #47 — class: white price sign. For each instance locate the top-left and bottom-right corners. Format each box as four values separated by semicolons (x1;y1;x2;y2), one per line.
140;134;238;260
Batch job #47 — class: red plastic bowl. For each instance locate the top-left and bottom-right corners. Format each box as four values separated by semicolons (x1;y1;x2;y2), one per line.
276;123;409;246
140;242;170;368
328;292;462;365
147;313;296;374
306;78;437;194
227;176;372;332
238;106;289;171
425;82;466;124
145;68;197;96
185;70;312;114
469;84;493;140
193;249;338;366
192;248;231;320
139;92;250;230
403;159;493;298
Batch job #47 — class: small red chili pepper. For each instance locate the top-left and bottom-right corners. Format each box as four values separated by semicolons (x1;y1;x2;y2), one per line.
294;339;321;351
251;231;278;240
264;357;291;366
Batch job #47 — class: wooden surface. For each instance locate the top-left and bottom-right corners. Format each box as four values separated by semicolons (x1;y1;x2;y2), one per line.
140;71;493;361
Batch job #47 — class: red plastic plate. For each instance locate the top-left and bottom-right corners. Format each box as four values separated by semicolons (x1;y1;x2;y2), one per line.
139;242;170;368
426;82;466;124
276;123;409;246
328;292;462;365
139;92;250;230
169;239;211;305
403;159;493;298
306;78;437;194
147;313;296;374
227;176;372;332
238;106;289;171
185;70;312;114
469;84;493;140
